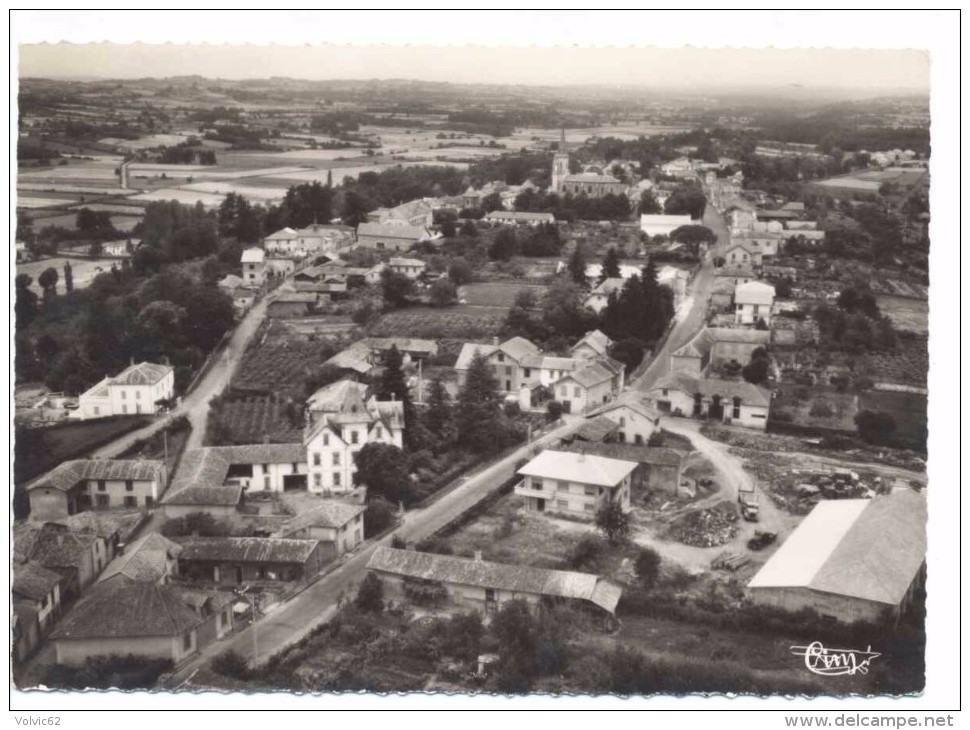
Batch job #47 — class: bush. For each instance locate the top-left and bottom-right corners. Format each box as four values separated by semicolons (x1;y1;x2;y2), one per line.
634;548;662;589
363;497;398;538
809;399;835;418
567;534;606;571
212;650;250;679
546;400;563;421
41;654;173;690
355;573;385;614
854;410;897;445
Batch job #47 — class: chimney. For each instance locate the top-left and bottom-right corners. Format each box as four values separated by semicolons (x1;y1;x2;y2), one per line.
492;336;500;346
473;550;483;562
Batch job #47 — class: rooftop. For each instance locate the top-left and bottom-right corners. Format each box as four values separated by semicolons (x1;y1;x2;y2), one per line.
274;500;366;536
561;441;685;468
113;361;173;387
30;459;166;492
572;330;612;358
13;561;63;601
748;490;926;605
367;548;622;614
177;536;319;564
241;247;265;263
98;533;182;584
357;222;429;240
518;449;637;488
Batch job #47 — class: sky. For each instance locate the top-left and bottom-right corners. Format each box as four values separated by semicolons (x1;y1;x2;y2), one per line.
12;11;931;92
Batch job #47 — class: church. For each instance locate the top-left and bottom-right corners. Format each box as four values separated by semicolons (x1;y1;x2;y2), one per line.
551;128;629;199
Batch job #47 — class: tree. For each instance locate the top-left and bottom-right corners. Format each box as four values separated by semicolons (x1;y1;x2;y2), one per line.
381;268;415;308
481;192;503;213
608;337;647;374
595;501;630;544
634;548;662;589
63;261;74;293
638;190;662;215
542;278;597;340
669;224;717;257
546;400;563;421
488;227;517;261
459;219;478;237
441;612;484;662
600;247;621;283
440;219;457;238
355;573;385;614
491;599;539;688
456;351;509;454
15;274;38;329
663;184;707;219
424;377;456;446
429;278;457;307
567;242;588;286
38;267;59;301
854;410;897;445
363;497;398;538
742;347;771;385
354;442;411;505
447;257;474;286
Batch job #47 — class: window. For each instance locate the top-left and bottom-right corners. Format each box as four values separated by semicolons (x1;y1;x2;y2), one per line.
584;486;595;496
313;452;321;466
619;416;626;426
333;472;342;487
556;500;569;510
125;480;134;492
497;353;505;363
93;406;100;416
97;480;106;492
95;494;110;508
733;397;742;419
505;366;512;376
574;387;581;398
145;496;154;508
531;478;543;491
485;588;496;602
314;474;322;488
332;452;340;466
557;481;569;492
121;404;127;414
124;496;137;508
523;368;531;378
135;390;141;400
183;633;193;651
560;387;567;397
662;388;668;396
375;426;382;438
121;390;127;400
322;433;330;447
351;431;359;445
584;503;595;512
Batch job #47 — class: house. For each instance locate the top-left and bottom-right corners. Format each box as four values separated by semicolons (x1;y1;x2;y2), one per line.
454;336;541;393
230;287;256;313
643;372;771;429
324;337;438;378
161;485;243;520
356;222;430;252
734;281;776;326
570;330;612;360
565;415;622;444
265;253;298;278
660;157;695;177
747;490;926;624
303;385;404;494
217;273;245;291
267;291;318;318
484;210;556;226
558;173;628;198
388;257;427;280
514;449;635;519
166;443;308;498
98;532;183;586
12;561;63;635
724;242;756;267
561;442;685;495
552;359;624;415
640;214;693;238
367;547;623;617
714;264;757;288
670;327;771;376
586;393;662;445
169;585;235;645
12;601;42;664
584;278;625;314
314;261;386;288
27;459;167;521
273;500;366;558
373;199;436;228
177;536;324;587
13;522;116;601
50;581;205;666
264;224;356;258
241;247;265;286
710;278;736;309
730;232;782;264
77;361;175;419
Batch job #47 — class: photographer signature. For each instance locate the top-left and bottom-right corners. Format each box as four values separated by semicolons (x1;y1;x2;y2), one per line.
790;641;881;676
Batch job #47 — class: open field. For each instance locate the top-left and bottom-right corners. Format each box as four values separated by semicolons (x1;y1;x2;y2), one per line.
859;389;927;448
458;281;547;308
17;256;124;294
877;295;928;334
367;306;505;339
857;336;928;386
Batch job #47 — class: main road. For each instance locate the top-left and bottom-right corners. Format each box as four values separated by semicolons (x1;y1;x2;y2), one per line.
168;417;583;686
633;199;731;392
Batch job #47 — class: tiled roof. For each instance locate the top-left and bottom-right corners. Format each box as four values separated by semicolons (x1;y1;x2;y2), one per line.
112;362;173;386
588;392;662;422
51;511;145;542
749;490;926;605
217;274;245;288
562;173;622;184
484;211;555;222
51;581;203;640
569;416;621;443
163;485;242;507
560;360;615;389
454;342;498;371
169;584;233;611
518;449;637;488
715;265;757;279
357;222;428;240
389;257;426;268
735;281;776;305
31;459;165;492
561;441;685;468
168;448;231;493
650;373;771;407
214;443;307;465
272;291;318;304
308;379;369;414
275;500;365;536
367;548;622;614
572;330;612;357
15;524;98;572
12;561;62;601
499;336;541;362
177;536;318;564
79;376;113;400
98;533;182;584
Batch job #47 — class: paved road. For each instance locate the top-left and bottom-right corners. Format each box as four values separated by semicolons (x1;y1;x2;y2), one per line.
634;201;730;392
169;417;582;686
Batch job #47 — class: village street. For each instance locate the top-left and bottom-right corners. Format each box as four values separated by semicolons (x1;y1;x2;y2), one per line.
167;416;584;685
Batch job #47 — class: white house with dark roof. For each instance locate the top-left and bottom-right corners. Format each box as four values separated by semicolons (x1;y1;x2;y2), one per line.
241;246;266;286
643;372;771;429
77;361;174;419
551;358;625;415
514;449;635;519
27;459;168;521
367;547;622;617
176;536;324;586
586;392;662;446
670;327;771;376
748;490;926;624
388;257;427;279
571;330;613;360
303;385;404;495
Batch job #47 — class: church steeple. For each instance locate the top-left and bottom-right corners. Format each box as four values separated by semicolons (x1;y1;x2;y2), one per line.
560;125;566;150
551;123;570;194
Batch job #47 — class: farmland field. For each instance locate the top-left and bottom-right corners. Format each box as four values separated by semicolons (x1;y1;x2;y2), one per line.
458;282;547;308
17;256;122;294
208;394;302;445
859;389;927;449
233;321;348;396
367;306;505;339
877;295;928;334
857;336;928;386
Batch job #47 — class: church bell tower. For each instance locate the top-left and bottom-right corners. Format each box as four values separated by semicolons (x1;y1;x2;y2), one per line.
551;125;569;194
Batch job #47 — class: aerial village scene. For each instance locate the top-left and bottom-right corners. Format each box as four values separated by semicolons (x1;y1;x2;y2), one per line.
12;52;931;696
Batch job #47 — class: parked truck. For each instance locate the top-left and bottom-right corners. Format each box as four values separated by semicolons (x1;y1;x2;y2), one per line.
738;483;760;522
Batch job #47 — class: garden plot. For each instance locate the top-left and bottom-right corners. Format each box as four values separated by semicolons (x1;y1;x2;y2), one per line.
458;282;547;308
877;295;928;334
367;307;505;340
